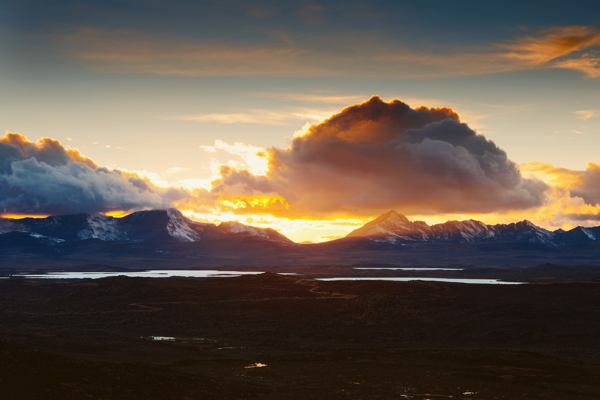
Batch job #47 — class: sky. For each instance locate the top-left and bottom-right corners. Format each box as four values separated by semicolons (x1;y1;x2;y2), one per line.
1;0;600;242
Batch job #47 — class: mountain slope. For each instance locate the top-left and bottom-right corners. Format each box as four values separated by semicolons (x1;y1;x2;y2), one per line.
0;209;292;244
347;210;592;247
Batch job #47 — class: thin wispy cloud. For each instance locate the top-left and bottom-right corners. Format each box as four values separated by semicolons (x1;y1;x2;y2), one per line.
255;93;365;104
554;57;600;78
575;110;600;119
172;109;330;125
45;27;328;78
42;25;600;79
376;26;600;78
498;26;600;65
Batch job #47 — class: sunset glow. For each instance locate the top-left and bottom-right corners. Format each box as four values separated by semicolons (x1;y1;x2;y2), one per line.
2;1;600;242
1;214;50;220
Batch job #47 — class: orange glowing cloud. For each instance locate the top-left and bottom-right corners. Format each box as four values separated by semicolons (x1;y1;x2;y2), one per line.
46;25;600;79
499;26;600;65
518;161;600;224
193;97;548;219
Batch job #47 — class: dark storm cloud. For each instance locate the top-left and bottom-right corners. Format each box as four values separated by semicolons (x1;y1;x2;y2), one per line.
0;133;169;215
211;97;548;217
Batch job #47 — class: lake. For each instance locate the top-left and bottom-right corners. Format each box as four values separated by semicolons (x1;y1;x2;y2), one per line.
318;277;523;284
353;267;463;270
11;270;524;284
14;270;263;279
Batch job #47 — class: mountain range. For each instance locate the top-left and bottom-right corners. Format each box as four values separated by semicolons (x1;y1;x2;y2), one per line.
347;210;600;247
0;208;291;244
1;208;600;249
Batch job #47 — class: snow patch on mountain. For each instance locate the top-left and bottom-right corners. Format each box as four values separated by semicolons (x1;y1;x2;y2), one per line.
166;209;202;242
28;232;65;244
219;221;269;238
77;215;127;241
581;227;596;241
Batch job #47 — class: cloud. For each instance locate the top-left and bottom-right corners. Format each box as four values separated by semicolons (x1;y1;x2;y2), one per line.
521;161;600;206
255;93;366;104
205;96;548;217
200;140;270;175
520;161;600;225
43;25;600;79
574;110;600;119
566;212;600;221
498;26;600;65
554;57;600;78
0;132;183;215
378;25;600;78
174;109;328;125
569;163;600;206
46;27;328;78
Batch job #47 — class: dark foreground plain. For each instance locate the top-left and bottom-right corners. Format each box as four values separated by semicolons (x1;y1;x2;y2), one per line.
1;273;599;399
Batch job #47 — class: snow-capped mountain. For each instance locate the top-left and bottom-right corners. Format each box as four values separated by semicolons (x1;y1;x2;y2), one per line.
552;226;600;246
346;210;594;247
0;209;292;244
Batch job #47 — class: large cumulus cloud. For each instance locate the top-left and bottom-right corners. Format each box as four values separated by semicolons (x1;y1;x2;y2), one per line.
0;133;180;215
211;96;548;217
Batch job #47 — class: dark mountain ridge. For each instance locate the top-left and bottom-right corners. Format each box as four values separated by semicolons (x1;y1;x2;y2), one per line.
347;210;600;247
0;208;292;244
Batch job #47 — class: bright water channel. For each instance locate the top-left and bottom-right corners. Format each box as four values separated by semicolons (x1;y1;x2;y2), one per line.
11;270;524;284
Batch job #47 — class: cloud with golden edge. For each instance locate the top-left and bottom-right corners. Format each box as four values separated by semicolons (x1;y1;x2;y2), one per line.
196;96;548;219
0;132;187;215
201;140;270;176
518;161;600;224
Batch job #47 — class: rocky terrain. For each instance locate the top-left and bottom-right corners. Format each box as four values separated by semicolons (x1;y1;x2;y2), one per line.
0;273;598;399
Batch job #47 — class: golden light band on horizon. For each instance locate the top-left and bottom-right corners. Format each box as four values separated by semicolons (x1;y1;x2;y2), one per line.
2;89;600;244
0;214;51;219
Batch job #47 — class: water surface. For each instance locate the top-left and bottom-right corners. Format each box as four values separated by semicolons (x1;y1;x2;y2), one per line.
16;270;263;279
12;270;523;284
318;277;523;285
353;267;463;271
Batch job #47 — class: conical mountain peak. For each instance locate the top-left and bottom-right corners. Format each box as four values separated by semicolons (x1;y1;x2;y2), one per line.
347;210;417;238
345;212;572;246
371;210;409;224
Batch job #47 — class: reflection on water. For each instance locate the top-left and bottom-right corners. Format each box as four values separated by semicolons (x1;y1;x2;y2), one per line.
16;270;264;279
244;363;267;368
146;336;215;343
354;267;463;271
149;336;176;341
318;277;524;285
